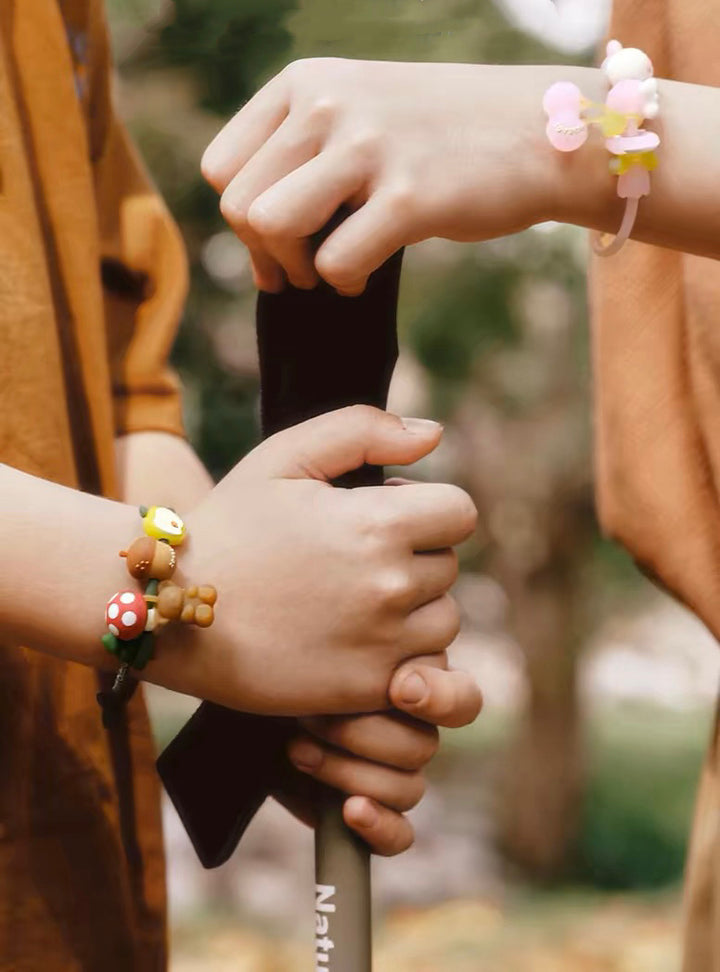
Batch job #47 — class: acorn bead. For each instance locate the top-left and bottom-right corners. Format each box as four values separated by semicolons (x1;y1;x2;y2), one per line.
119;536;177;581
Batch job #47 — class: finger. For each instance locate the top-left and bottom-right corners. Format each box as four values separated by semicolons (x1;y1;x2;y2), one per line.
287;735;425;812
201;74;291;191
220;117;322;249
390;663;483;729
245;406;443;481
382;482;478;551
409;548;458;609
248;244;286;293
343;797;414;856
300;712;439;772
403;594;462;655
315;187;419;295
247;149;369;288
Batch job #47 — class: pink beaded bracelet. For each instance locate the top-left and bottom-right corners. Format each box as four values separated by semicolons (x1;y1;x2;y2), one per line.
543;40;660;256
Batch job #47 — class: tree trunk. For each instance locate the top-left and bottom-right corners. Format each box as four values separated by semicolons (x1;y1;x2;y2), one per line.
496;559;586;878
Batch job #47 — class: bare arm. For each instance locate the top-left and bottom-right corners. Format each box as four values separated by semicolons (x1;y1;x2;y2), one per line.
114;432;213;509
0;463;146;667
201;59;720;295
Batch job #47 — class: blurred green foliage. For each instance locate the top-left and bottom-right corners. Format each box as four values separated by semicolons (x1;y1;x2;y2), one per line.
157;0;297;114
577;705;709;889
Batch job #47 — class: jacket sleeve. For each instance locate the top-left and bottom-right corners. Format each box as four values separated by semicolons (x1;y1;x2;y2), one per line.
86;2;188;440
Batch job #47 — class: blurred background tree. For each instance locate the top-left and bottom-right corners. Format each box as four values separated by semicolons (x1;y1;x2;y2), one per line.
106;7;716;962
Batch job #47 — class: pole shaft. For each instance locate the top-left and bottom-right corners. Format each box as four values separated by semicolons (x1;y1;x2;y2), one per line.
315;800;372;972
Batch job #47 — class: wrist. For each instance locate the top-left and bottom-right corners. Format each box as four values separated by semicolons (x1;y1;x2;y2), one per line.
141;501;238;706
532;65;625;232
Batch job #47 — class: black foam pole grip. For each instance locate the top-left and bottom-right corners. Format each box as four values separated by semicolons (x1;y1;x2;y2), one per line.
158;219;402;871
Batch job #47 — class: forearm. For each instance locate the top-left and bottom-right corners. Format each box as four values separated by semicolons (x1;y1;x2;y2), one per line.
536;66;720;258
0;465;142;667
115;432;213;509
0;463;211;700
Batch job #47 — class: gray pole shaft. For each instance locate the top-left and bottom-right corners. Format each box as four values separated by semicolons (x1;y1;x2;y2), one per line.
314;797;371;972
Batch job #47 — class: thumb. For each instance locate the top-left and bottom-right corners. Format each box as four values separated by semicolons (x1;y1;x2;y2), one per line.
245;405;443;481
389;659;483;729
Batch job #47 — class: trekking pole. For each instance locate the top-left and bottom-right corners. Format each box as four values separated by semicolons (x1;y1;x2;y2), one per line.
256;231;403;971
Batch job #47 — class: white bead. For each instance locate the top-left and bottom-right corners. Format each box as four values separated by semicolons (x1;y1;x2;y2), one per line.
605;47;653;85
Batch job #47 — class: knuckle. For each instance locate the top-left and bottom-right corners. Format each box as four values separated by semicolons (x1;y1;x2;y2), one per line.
399;728;439;770
282;57;310;81
346;403;379;427
439;595;462;645
375;568;413;608
400;773;426;811
315;249;355;289
419;727;440;764
347;127;383;161
385;182;417;220
246;200;285;237
307;96;340;126
219;192;249;233
443;548;460;586
200;152;222;189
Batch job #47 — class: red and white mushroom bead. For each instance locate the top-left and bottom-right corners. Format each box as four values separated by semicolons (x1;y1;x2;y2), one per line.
105;590;148;641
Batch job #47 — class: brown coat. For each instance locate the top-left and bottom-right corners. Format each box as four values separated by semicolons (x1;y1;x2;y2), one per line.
592;1;720;967
0;1;187;968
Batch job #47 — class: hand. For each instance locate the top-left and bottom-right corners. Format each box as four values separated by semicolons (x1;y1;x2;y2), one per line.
160;405;477;715
201;59;559;295
279;656;482;855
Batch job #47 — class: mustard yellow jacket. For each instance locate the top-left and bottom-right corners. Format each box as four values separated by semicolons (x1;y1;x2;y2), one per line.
0;1;186;967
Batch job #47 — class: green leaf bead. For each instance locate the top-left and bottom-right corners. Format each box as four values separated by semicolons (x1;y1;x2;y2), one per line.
101;632;120;655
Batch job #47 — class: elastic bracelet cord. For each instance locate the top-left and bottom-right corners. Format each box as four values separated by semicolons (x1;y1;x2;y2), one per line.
543;39;660;257
96;506;217;727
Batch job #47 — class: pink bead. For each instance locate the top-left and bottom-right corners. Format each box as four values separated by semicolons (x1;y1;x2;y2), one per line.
618;166;651;199
605;79;644;116
545;110;588;152
543;82;587;152
542;81;582;116
606;130;660;155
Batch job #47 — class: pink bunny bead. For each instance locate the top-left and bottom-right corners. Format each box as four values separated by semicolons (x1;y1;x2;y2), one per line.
543;81;588;152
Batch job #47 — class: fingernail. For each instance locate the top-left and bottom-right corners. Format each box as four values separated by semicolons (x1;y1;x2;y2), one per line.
399;672;427;704
349;799;378;829
401;417;443;435
289;739;323;772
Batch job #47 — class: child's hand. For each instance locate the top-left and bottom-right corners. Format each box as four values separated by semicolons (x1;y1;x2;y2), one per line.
158;405;477;716
281;656;482;855
201;60;558;295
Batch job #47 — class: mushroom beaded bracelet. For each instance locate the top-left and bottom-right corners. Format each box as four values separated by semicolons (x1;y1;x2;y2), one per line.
97;506;217;723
